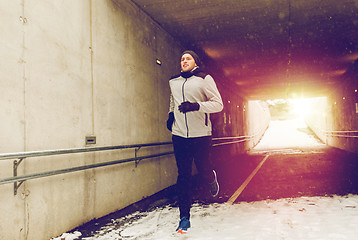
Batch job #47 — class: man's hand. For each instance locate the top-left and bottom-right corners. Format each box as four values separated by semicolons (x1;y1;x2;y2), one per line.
166;112;175;131
178;101;200;113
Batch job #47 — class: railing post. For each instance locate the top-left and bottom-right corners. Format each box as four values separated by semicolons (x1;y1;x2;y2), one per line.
13;158;25;196
135;147;141;167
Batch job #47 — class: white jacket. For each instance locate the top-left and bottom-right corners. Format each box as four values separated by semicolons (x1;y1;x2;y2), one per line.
169;68;223;138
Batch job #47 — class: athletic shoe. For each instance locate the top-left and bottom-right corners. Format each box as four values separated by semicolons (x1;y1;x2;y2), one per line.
209;170;219;197
176;216;191;234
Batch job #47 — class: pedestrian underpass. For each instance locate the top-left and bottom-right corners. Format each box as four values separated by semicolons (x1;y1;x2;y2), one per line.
1;1;357;239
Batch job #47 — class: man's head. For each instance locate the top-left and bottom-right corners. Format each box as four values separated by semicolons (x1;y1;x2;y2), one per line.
181;50;201;72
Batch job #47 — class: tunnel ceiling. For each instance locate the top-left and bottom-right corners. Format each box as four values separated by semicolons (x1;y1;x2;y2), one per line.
130;0;358;100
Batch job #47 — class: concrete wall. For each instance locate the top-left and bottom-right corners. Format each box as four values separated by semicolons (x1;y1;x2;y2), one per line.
213;90;246;153
211;95;270;159
306;61;358;153
304;97;328;142
246;100;271;149
306;95;358;153
0;0;182;239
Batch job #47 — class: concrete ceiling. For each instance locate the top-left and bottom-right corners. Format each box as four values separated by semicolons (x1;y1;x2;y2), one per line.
130;0;358;100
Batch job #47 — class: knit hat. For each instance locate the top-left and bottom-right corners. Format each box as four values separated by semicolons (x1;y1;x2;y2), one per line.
181;50;202;67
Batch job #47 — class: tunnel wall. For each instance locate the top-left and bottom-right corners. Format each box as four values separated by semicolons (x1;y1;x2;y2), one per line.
0;1;182;239
245;100;271;149
211;97;270;160
212;90;246;155
304;97;328;142
305;66;358;153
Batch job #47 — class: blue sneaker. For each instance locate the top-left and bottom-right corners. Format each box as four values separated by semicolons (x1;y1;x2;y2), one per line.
209;170;219;197
176;216;191;234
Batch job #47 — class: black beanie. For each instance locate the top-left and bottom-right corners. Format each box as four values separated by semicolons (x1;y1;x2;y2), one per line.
181;50;201;67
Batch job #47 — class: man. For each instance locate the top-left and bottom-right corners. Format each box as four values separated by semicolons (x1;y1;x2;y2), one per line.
167;50;223;233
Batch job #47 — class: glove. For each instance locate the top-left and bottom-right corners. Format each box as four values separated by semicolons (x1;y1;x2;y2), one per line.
166;112;175;131
178;101;200;113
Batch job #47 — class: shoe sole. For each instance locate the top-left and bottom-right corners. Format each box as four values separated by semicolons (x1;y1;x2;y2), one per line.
177;229;188;234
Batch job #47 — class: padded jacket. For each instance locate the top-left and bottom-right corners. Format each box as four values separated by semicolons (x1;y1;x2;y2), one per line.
169;68;223;138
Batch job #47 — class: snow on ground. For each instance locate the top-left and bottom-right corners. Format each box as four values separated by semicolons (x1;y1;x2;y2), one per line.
254;118;326;150
52;119;358;240
53;195;358;240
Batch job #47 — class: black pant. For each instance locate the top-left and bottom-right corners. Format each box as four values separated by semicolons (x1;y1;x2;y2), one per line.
172;135;214;219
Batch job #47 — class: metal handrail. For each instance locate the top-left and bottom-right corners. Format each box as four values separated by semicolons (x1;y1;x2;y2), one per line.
0;137;252;161
324;130;358;133
0;142;172;161
212;136;253;146
325;134;358;138
0;141;174;195
324;130;358;138
307;123;358;139
0;151;174;185
0;136;253;194
213;136;249;140
213;139;249;146
211;123;269;147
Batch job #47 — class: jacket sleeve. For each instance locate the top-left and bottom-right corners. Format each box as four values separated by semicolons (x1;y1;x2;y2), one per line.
198;75;223;113
168;87;175;114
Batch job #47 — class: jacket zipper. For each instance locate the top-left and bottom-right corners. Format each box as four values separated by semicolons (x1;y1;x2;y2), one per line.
182;78;189;137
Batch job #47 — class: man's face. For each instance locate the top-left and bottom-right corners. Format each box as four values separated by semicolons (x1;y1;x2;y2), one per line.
181;53;197;72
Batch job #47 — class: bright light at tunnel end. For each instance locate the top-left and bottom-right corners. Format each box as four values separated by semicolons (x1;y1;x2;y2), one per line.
290;98;311;118
266;97;327;120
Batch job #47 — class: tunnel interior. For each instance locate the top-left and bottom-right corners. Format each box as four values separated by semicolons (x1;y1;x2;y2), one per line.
1;2;357;239
129;0;358;153
130;0;358;100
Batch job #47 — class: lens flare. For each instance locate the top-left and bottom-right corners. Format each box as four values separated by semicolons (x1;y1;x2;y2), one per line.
290;98;311;118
